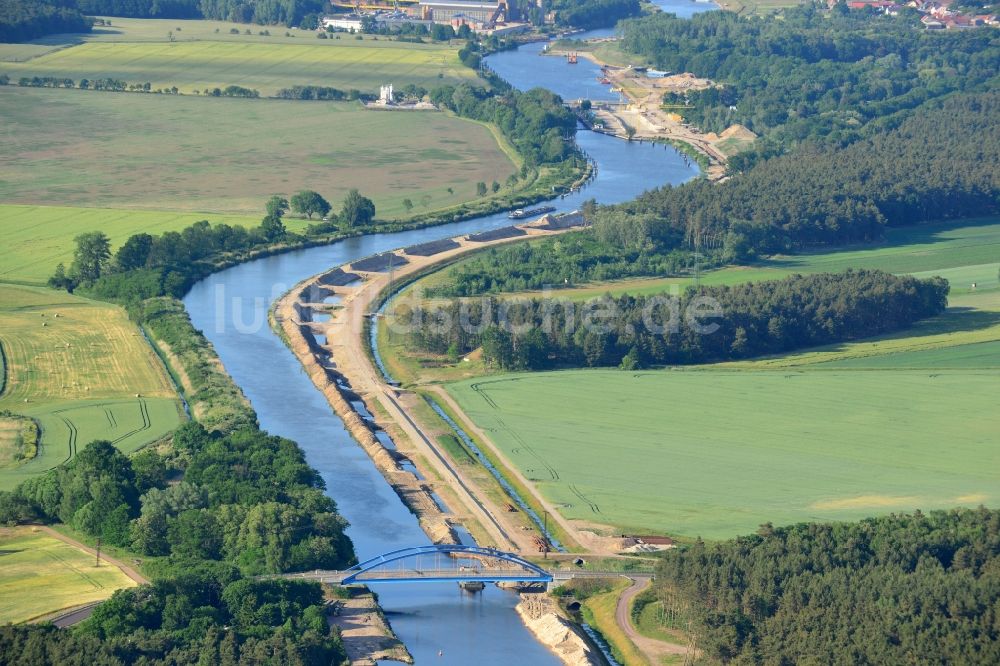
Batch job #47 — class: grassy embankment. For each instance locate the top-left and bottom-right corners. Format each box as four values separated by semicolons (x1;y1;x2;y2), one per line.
0;284;184;491
557;577;655;666
0;526;138;624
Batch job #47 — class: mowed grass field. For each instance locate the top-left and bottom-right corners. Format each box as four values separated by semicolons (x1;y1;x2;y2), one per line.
0;526;137;623
0;17;479;95
0;284;183;490
447;367;1000;540
0;87;515;219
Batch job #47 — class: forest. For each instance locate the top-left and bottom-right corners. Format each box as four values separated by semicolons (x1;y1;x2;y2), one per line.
76;0;202;19
429;90;999;296
652;508;1000;663
76;0;326;24
618;5;1000;144
0;0;329;28
402;269;949;369
552;0;641;30
0;422;354;664
0;0;91;42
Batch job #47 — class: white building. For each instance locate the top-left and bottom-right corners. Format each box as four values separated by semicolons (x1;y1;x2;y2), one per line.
321;14;365;31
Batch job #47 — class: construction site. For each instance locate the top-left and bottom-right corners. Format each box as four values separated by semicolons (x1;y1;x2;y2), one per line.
553;47;757;181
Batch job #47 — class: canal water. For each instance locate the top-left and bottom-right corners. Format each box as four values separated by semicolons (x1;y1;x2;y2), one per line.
183;2;713;662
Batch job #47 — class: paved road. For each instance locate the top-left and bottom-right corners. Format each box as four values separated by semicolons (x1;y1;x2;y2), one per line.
49;602;101;628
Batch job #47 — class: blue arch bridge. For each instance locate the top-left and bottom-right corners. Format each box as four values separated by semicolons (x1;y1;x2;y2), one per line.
277;545;635;586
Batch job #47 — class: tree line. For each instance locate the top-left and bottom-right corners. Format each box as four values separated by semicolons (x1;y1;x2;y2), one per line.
618;5;1000;145
402;269;949;369
650;508;1000;663
76;0;326;25
49;190;374;300
427;89;999;297
0;0;91;42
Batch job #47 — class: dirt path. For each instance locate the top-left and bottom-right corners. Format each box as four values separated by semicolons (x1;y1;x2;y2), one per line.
616;577;690;663
329;590;412;665
37;525;148;585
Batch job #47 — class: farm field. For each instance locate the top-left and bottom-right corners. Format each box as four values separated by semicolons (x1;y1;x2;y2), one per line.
0;526;137;624
0;284;182;490
446;368;1000;540
0;87;515;219
0;18;479;94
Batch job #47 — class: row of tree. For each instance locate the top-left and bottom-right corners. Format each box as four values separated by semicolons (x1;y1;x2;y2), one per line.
651;508;1000;663
618;5;1000;145
49;190;375;299
275;85;367;101
402;270;949;369
74;0;326;25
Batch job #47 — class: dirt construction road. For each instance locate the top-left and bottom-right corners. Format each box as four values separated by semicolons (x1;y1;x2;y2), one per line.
616;576;691;663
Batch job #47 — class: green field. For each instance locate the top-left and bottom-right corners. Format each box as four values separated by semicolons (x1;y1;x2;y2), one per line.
447;367;1000;539
0;284;183;489
0;17;478;95
0;87;515;219
0;526;137;623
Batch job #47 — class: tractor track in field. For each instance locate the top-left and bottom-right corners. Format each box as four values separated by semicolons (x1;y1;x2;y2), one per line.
569;484;601;514
50;399;152;467
473;381;561;481
111;399;151;444
495;415;560;481
56;416;78;465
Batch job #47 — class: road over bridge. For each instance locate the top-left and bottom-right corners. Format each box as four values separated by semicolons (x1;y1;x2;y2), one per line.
275;544;653;586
